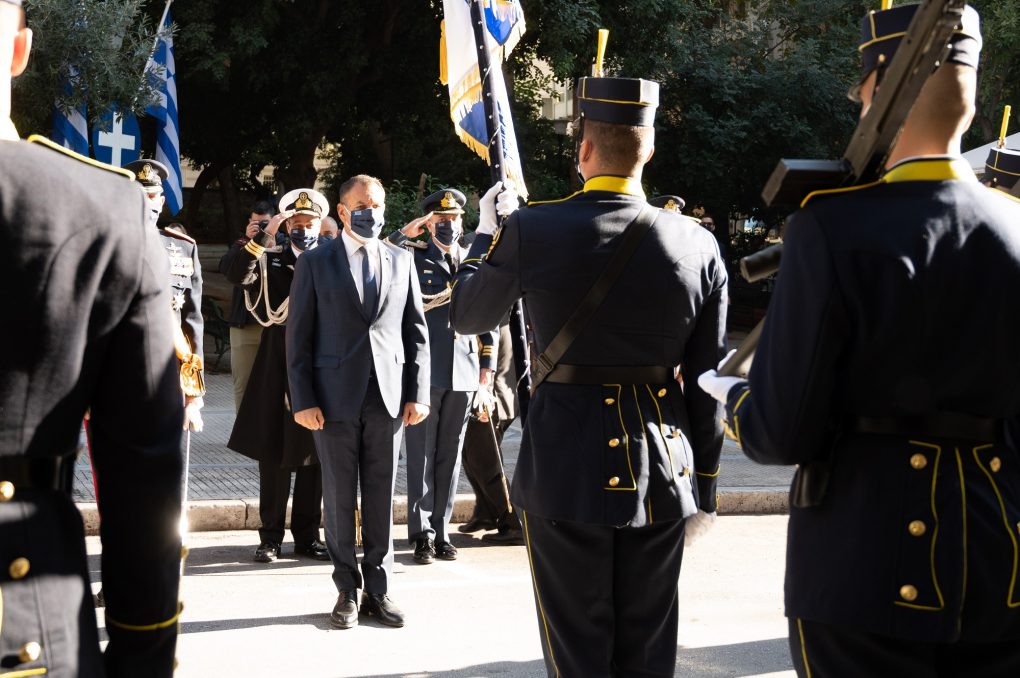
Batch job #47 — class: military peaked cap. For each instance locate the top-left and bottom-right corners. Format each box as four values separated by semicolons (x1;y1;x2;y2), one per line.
649;195;685;213
124;159;169;192
576;77;659;127
985;147;1020;190
421;188;466;215
279;188;329;218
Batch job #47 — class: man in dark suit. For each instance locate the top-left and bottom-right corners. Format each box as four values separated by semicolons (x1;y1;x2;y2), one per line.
450;75;728;676
287;174;430;629
1;2;183;674
699;6;1020;675
388;188;497;563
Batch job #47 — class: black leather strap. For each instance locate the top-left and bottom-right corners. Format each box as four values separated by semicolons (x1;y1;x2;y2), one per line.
0;454;75;492
531;204;659;393
850;413;999;442
544;364;672;385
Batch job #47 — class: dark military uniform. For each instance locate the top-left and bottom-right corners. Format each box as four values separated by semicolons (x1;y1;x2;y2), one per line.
450;77;727;676
389;189;497;554
161;228;203;360
1;136;183;676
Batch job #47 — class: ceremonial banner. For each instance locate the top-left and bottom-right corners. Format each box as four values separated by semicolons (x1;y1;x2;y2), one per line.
51;71;89;156
145;10;183;215
441;0;528;198
91;107;141;168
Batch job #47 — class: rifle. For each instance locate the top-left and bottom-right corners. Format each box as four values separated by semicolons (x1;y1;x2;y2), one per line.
718;0;968;378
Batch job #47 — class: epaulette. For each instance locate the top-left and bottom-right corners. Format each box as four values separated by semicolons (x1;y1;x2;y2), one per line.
405;239;429;250
800;180;883;209
160;227;197;245
527;190;583;207
27;134;135;180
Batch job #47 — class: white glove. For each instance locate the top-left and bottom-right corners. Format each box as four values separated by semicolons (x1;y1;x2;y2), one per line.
684;510;717;547
477;181;520;236
184;397;204;433
697;349;746;405
472;386;495;414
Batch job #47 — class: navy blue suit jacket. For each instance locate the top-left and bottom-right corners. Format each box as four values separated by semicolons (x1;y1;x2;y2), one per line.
286;236;430;421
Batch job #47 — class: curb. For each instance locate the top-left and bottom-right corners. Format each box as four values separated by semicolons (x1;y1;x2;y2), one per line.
75;489;788;536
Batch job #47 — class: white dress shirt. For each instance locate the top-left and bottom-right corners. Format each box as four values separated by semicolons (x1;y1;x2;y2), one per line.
341;229;382;304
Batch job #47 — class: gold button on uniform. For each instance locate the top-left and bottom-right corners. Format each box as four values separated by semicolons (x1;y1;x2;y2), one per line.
604;398;615;406
19;641;41;663
9;557;30;580
0;480;13;502
682;467;691;477
990;457;1002;473
910;453;928;470
608;438;620;448
608;476;620;487
657;388;667;397
899;585;918;602
908;520;927;537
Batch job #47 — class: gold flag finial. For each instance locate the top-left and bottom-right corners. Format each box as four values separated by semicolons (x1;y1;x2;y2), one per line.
1000;105;1012;148
880;0;893;9
595;29;609;77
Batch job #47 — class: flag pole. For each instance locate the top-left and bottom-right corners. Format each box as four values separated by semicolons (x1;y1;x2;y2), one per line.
468;0;533;421
149;0;174;65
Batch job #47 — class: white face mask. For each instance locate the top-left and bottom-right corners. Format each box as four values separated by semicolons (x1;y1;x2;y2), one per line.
144;193;165;228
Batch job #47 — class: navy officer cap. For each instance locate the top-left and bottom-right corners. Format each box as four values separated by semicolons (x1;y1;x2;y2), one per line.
576;77;659;128
124;159;169;192
649;195;685;213
851;4;981;101
985;146;1020;190
421;188;466;215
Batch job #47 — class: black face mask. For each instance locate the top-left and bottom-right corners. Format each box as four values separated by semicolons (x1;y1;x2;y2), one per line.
434;220;459;247
317;234;335;245
350;208;385;240
288;228;318;251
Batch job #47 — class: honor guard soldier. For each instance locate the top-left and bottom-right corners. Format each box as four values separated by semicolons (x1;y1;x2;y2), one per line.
125;158;206;431
450;74;728;675
389;188;497;563
1;1;184;675
699;5;1020;676
648;194;685;213
222;189;329;563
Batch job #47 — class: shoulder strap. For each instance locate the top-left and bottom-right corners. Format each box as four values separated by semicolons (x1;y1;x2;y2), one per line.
530;204;658;392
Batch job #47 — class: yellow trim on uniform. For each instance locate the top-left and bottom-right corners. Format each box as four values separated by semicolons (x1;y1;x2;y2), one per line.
647;498;653;524
894;441;945;612
801;180;885;208
461;257;482;266
484;227;504;261
858;31;907;51
986;163;1020;177
583;175;645;198
801;158;975;208
955;447;969;615
244;240;266;258
731;388;752;446
577;95;652;107
26;135;134;179
644;385;676;479
796;618;813;678
973;445;1020;607
696;466;721;478
105;603;183;631
0;669;48;677
527;191;583;207
521;511;560;678
604;385;637;491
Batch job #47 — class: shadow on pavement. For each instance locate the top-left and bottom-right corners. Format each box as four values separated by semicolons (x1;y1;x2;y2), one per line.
179;613;333;634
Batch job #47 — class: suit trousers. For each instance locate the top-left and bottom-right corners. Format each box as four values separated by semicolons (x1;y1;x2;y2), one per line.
257;461;322;545
314;379;402;594
521;511;686;678
462;414;519;529
229;324;263;413
405;386;471;544
790;617;1020;678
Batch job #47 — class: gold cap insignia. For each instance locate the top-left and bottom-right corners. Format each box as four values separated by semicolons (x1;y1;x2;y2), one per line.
692;206;705;218
441;192;456;209
664;199;679;212
295;192;313;211
137;163;155;182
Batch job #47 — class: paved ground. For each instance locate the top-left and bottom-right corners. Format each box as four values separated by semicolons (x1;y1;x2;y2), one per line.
87;516;795;678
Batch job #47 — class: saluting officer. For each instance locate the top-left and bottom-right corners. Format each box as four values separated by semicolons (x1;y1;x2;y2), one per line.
222;189;330;563
125;158;205;430
389;188;497;563
450;76;728;676
1;1;183;675
698;5;1020;676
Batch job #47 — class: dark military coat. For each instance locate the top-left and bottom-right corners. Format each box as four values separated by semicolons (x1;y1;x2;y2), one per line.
160;228;203;359
0;137;183;677
450;177;729;528
222;230;317;468
389;233;496;390
724;157;1020;643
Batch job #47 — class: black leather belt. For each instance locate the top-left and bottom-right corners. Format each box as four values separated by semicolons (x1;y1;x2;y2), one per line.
850;413;999;442
543;364;673;385
0;455;74;492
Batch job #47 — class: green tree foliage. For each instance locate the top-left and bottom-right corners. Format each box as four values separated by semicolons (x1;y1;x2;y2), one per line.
12;0;165;134
967;0;1020;146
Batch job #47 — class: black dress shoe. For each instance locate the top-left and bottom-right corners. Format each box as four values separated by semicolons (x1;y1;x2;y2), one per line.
458;517;497;533
435;541;458;560
253;541;282;563
413;538;435;564
482;527;525;545
361;592;405;627
330;590;358;629
294;539;331;561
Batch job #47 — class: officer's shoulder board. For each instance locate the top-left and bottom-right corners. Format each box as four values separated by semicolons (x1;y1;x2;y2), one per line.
404;239;429;250
799;180;884;208
27;134;135;180
160;227;197;246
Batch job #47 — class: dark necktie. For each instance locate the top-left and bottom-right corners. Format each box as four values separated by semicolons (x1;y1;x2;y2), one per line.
361;246;378;316
444;252;457;274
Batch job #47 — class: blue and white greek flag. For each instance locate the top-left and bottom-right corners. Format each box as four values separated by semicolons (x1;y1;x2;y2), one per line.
441;0;528;199
145;11;183;215
51;72;89;156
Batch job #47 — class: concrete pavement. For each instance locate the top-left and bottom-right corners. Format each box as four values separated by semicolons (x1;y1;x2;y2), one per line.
87;515;796;678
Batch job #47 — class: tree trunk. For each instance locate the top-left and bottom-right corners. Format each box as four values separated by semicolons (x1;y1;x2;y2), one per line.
218;164;240;241
183;161;228;234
